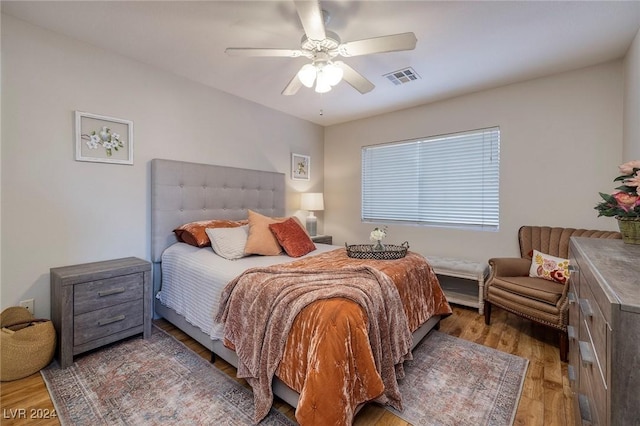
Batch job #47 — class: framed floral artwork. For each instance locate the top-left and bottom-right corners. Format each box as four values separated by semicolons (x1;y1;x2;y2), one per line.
75;111;134;165
291;153;310;180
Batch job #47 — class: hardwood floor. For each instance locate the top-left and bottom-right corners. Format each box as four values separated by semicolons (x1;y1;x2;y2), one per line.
0;305;574;425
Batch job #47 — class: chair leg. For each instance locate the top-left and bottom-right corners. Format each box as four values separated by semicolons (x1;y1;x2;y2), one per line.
559;331;568;362
484;301;492;325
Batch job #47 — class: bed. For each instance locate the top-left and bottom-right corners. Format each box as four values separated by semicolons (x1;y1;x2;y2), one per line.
150;158;452;425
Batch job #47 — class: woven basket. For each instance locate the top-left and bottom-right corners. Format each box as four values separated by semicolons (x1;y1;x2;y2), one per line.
616;217;640;245
345;241;409;260
1;307;56;381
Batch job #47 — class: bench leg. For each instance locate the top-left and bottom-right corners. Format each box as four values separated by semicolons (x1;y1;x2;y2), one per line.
484;301;492;325
478;278;485;315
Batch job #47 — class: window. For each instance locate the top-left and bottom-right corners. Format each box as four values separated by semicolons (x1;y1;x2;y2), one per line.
362;127;500;231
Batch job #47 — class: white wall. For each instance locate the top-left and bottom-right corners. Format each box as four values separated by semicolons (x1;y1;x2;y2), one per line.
0;15;324;318
624;28;640;160
324;62;624;262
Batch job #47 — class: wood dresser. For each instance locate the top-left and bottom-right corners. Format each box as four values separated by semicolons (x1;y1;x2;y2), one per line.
568;237;640;426
50;257;152;368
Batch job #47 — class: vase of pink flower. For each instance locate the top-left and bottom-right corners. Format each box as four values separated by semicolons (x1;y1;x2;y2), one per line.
595;160;640;244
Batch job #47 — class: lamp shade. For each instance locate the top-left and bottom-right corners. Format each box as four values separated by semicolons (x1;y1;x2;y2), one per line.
300;192;324;211
314;71;332;93
298;64;316;88
324;62;344;86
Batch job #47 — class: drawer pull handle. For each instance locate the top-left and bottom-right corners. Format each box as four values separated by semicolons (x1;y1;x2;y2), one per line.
577;393;593;423
98;287;126;297
568;292;576;305
567;325;576;341
578;298;594;317
98;315;126;326
578;341;595;366
568;365;576;382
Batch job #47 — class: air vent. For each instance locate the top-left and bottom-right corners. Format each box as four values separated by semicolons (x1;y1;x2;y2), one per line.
384;67;421;85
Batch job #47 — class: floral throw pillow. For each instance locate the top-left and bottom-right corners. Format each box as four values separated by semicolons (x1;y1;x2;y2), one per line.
529;250;570;284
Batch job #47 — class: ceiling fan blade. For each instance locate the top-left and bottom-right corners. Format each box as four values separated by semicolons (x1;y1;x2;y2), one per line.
337;32;417;57
294;0;326;41
282;73;303;96
225;48;305;58
335;61;374;94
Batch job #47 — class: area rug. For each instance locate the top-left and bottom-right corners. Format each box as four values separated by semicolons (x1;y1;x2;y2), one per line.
387;330;528;426
41;327;294;425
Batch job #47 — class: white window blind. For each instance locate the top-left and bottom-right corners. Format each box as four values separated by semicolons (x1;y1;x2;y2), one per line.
362;127;500;231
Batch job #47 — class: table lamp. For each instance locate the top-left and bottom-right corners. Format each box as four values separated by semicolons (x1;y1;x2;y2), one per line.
300;192;324;236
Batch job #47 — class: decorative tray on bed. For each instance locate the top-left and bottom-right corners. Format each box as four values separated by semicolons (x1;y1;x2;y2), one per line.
345;241;409;260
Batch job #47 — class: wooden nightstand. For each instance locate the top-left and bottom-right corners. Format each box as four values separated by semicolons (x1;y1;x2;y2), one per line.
50;257;151;368
311;234;333;244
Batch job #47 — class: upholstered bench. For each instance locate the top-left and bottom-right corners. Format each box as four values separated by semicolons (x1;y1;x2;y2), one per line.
426;256;490;314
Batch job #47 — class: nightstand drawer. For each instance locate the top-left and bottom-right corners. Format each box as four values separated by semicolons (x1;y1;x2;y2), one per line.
74;273;143;315
74;300;143;346
51;257;151;368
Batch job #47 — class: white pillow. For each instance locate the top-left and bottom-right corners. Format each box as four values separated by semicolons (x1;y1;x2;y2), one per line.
205;225;249;260
529;250;570;284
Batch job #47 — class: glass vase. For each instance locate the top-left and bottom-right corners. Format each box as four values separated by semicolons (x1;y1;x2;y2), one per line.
373;240;385;251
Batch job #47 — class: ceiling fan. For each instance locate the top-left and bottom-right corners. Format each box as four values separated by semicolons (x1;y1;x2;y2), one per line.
225;0;417;95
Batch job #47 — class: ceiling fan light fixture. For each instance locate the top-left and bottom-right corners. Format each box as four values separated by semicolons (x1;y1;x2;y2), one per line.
226;2;417;97
323;62;343;86
298;64;317;88
314;71;332;93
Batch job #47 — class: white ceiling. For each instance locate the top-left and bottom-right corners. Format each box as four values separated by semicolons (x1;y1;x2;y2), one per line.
3;1;640;126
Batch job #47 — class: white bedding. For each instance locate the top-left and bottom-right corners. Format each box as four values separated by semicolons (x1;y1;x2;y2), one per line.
157;242;338;340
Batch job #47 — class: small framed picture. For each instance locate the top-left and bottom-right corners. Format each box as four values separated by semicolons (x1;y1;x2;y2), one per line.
291;153;310;181
75;111;134;165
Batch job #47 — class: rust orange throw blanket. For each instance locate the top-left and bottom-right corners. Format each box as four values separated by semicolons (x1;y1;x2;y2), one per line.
216;249;451;425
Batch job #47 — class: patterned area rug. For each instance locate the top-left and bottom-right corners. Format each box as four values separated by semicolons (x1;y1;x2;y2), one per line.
387;330;528;426
41;327;294;426
42;327;527;426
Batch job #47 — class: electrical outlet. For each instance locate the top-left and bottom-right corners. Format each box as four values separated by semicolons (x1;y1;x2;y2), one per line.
19;299;34;315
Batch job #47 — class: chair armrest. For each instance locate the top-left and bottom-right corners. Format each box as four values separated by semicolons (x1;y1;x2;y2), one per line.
488;257;531;278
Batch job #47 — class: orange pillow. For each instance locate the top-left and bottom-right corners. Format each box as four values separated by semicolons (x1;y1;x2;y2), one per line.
269;218;316;257
244;210;284;255
174;219;247;247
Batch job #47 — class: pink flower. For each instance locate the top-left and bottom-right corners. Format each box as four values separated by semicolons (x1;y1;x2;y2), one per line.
613;192;639;211
543;259;557;270
624;171;640;188
619;160;640;175
550;270;567;284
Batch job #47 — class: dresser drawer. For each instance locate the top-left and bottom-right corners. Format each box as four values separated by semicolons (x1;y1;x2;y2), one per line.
74;274;143;315
576;255;612;323
74;300;143;346
567;284;581;393
578;320;606;425
578;282;609;384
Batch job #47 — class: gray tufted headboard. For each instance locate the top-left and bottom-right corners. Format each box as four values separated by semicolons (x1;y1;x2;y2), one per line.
150;159;285;291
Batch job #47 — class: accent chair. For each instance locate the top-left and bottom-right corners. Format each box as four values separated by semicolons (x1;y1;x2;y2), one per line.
484;225;621;362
